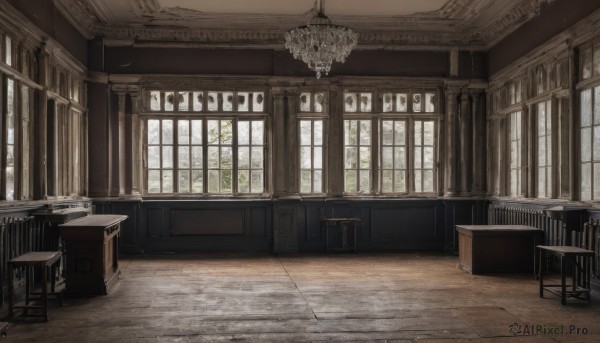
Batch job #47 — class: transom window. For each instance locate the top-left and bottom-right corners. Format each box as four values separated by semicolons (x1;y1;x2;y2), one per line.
144;90;266;195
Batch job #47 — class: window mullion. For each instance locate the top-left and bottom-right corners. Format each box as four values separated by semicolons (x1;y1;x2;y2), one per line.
232;117;238;194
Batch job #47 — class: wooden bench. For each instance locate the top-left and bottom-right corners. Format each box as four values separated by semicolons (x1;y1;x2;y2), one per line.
8;251;63;322
538;245;594;305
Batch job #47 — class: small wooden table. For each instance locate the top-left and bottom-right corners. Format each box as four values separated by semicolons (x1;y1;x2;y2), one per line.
59;215;127;296
456;225;543;274
8;251;63;322
321;218;361;252
538;245;594;305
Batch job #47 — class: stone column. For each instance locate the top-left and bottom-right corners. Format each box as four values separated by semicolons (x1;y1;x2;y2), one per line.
471;91;485;195
130;94;142;195
444;88;458;196
459;91;471;195
328;89;344;196
118;92;127;195
34;44;49;199
286;92;298;195
272;91;286;197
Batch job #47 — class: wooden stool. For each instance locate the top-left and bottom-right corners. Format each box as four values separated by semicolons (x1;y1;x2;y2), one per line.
8;251;62;322
537;245;594;305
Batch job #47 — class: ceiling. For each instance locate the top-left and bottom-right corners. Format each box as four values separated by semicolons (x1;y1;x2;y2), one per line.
53;0;557;49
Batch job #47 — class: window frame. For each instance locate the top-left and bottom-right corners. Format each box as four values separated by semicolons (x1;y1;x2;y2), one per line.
142;89;269;197
298;91;328;195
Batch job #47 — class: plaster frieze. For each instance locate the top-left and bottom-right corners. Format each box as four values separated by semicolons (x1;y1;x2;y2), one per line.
53;0;564;48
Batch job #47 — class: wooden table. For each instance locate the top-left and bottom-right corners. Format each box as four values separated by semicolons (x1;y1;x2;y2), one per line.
59;215;127;296
321;218;361;252
8;251;62;322
538;245;594;305
456;225;543;274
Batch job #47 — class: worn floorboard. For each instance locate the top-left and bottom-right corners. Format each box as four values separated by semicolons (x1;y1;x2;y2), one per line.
2;252;599;342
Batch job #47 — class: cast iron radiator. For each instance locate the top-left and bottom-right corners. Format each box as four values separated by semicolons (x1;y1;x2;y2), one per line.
583;219;600;278
488;205;565;245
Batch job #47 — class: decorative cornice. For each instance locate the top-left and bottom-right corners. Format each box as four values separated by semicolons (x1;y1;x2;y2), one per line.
52;0;564;49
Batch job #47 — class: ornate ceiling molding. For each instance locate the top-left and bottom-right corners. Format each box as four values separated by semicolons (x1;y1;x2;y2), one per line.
52;0;560;48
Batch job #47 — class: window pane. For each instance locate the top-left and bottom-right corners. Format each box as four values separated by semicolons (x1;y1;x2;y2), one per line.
253;93;265;112
414;147;422;169
251;170;263;193
221;170;232;192
383;93;393;112
5;36;11;66
425;93;435;112
239;147;250;169
300;121;312;145
208;170;219;192
223;92;234;111
179;170;190;192
300;170;311;193
424;147;434;169
382;121;393;145
360;93;372;112
424;122;434;145
251;121;263;145
207;92;218;111
162;146;173;168
414;170;422;192
582;47;593;79
162;170;173;192
162;120;173;144
581;164;592;201
394;170;406;193
315;93;325;113
396;93;408;112
207;120;219;144
345;93;357;112
359;147;370;169
582;89;592;127
313;170;322;193
345;120;357;145
313;147;322;169
251;147;263;168
238;121;250;145
382;170;393;192
414;121;422;145
394;121;405;145
345;170;357;192
382;147;393;169
178;92;189;111
192;170;203;193
582;128;592;162
238;92;249;112
178;146;189;168
300;92;311;112
238;170;250;193
314;120;323;145
178;120;190;144
193;92;203;111
191;120;202;144
221;120;233;144
538;168;546;198
221;147;232;168
191;147;203;167
413;93;422;112
150;91;161;111
359;170;370;192
148;170;161;193
208;146;219;168
395;147;406;169
148;146;160;168
164;92;174;111
423;170;434;192
359;121;371;145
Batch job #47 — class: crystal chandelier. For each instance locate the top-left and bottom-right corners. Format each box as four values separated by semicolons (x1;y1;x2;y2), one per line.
284;0;358;79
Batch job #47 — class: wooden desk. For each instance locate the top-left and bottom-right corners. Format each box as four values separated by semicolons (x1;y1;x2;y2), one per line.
8;251;62;322
59;215;127;296
456;225;543;274
321;218;361;252
538;245;594;305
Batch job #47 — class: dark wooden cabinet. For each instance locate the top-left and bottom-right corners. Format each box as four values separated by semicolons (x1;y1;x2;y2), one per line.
456;225;543;274
59;215;128;296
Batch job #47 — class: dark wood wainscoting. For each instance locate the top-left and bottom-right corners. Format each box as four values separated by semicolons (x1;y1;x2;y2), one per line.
93;198;488;254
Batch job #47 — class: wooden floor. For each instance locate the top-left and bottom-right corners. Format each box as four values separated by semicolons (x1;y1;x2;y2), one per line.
3;252;600;342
